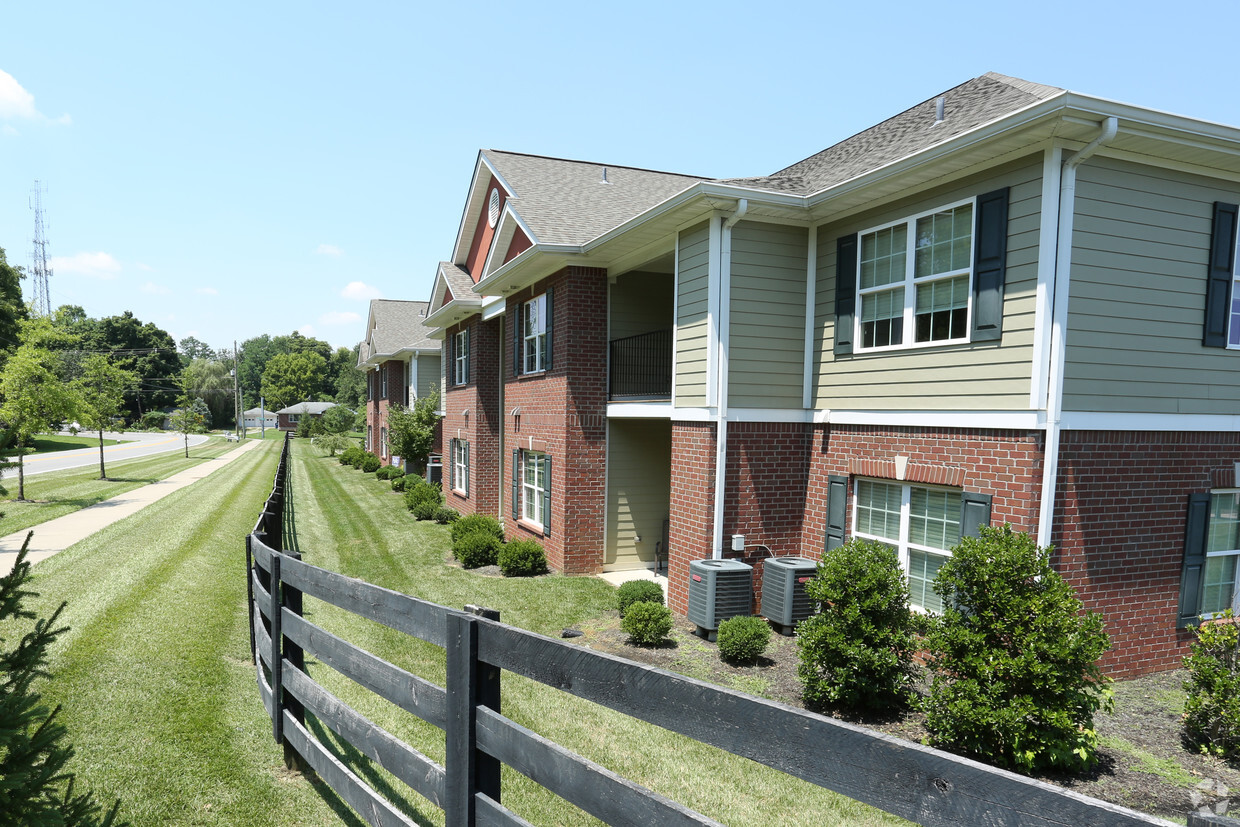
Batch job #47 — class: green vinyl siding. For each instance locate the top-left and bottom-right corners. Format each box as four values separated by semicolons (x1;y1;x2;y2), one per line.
676;221;711;407
814;155;1042;411
605;419;671;570
611;270;673;341
729;221;808;409
1064;156;1240;414
417;354;441;400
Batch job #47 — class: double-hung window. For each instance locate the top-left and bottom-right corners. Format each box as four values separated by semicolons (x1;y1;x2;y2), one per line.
453;439;468;495
523;294;547;373
522;451;547;527
852;479;961;613
453;329;469;385
381;366;388;399
1204;491;1240;616
380;427;387;457
858;200;973;351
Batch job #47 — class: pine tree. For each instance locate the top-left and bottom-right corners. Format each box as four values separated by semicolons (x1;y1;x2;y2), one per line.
0;534;125;826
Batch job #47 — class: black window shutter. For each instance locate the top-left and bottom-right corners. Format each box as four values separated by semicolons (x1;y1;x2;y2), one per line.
447;331;455;385
448;438;455;490
542;456;552;537
511;449;519;520
834;236;857;356
959;491;993;539
824;474;848;551
545;288;554;370
464;325;471;384
513;303;522;377
1204;202;1238;348
1178;492;1211;627
463;441;470;497
971;187;1010;342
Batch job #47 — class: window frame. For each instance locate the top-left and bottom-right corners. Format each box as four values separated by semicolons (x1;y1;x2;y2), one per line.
520;450;547;529
453;440;468;495
522;293;547;374
381;366;388;399
1204;489;1240;617
850;478;963;613
454;329;469;385
855;197;976;354
1230;234;1240;348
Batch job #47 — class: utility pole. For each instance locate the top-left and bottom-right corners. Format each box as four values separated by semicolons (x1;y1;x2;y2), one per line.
233;339;243;440
260;395;266;439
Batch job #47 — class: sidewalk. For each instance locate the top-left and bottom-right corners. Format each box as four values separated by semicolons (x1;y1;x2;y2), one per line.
0;439;265;574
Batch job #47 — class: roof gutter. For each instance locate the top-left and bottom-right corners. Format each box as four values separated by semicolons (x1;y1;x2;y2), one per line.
711;199;748;560
1037;116;1119;549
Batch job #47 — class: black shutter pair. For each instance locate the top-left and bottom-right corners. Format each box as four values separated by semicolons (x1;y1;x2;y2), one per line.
511;288;554;375
510;449;551;537
833;187;1009;355
1205;202;1238;348
822;478;992;551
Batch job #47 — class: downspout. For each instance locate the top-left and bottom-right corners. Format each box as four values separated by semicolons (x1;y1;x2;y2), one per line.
712;199;748;560
1037;117;1118;548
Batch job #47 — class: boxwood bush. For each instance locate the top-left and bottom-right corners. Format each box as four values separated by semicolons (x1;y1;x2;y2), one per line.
1183;610;1240;759
339;445;363;466
375;465;405;481
454;531;502;569
498;540;548;577
922;525;1111;774
433;507;458;525
717;616;771;664
797;538;918;712
404;479;442;520
361;453;382;473
621;601;672;646
390;476;409;493
616;580;664;617
451;514;504;544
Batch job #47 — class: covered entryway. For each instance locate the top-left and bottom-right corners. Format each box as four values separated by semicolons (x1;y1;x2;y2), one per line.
605;419;671;571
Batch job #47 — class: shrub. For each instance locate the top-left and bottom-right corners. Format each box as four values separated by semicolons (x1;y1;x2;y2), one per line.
140;410;166;430
451;513;504;545
621;601;672;646
348;449;368;469
498;540;548;577
1183;610;1240;759
339;445;363;466
411;501;437;521
375;465;405;481
390;476;407;492
404;479;442;519
616;580;665;617
717;615;771;664
360;453;381;473
797;539;918;712
433;507;459;525
922;525;1111;774
455;531;501;569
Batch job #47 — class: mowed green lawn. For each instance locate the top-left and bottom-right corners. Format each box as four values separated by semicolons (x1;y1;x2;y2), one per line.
9;437;905;826
27;433;122;453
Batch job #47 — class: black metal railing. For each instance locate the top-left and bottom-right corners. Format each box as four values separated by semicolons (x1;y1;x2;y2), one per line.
608;328;672;400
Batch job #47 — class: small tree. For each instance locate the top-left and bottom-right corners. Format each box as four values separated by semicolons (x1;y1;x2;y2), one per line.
168;397;206;458
320;404;354;435
388;392;440;474
0;535;125;826
1183;610;1240;759
73;354;137;480
0;320;78;500
923;525;1112;774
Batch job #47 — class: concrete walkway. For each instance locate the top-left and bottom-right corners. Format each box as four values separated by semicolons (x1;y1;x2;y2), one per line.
0;439;265;574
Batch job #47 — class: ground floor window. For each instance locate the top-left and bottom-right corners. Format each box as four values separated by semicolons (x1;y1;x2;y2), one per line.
852;479;962;613
452;439;469;495
1205;491;1240;616
522;451;547;528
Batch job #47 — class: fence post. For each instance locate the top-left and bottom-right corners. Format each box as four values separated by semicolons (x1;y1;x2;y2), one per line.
281;549;306;771
1188;813;1240;826
445;608;502;826
270;553;284;744
246;533;258;665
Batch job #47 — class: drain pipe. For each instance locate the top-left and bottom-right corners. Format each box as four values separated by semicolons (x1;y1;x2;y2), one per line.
711;199;748;560
1037;117;1118;548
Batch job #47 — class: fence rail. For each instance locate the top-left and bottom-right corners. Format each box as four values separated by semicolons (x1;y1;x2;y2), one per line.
248;435;1233;827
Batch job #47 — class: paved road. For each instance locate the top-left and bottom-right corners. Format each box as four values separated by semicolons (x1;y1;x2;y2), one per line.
3;431;212;478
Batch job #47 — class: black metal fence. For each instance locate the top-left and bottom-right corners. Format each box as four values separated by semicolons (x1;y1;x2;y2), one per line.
246;434;1235;827
609;329;672;400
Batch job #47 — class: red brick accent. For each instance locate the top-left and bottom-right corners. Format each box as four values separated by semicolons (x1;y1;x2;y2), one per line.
667;422;716;614
1054;431;1240;679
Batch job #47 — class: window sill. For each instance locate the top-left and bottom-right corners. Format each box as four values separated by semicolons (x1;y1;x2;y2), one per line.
517;518;544;534
854;337;973;356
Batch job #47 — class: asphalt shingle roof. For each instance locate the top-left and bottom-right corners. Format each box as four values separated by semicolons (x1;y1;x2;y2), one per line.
483;150;704;246
439;261;479;300
366;299;437;356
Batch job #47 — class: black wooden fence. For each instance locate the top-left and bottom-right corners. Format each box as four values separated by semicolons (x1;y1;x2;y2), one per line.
248;436;1235;827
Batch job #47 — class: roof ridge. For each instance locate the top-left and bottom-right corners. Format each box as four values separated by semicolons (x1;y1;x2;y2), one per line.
484;149;705;180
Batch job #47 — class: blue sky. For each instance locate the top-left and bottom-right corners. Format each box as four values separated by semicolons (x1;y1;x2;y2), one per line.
2;1;1238;352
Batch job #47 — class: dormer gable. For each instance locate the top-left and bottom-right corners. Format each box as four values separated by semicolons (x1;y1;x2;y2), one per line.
452;154;521;280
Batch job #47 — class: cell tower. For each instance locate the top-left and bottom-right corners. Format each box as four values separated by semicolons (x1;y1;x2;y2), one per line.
29;180;52;317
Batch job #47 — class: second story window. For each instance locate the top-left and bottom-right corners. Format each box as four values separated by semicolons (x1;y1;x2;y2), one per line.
454;328;469;385
381;366;388;399
523;293;547;373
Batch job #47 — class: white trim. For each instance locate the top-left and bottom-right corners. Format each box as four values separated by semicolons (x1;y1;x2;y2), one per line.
481;294;505;320
1060;411;1240;431
826;409;1044;429
729;408;815;423
1030;145;1063;411
671;232;680;404
668;407;716;422
706;216;722;408
803;228;817;409
408;357;418;405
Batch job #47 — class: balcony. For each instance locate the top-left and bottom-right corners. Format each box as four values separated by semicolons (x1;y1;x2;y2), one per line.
609;329;671;401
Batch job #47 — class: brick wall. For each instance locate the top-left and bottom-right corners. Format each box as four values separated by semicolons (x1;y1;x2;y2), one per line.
503;267;608;574
443;317;502;518
374;359;406;462
667;422;716;614
1055;431;1240;678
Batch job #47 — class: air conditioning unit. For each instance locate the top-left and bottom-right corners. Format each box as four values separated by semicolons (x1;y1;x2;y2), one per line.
687;559;753;639
762;556;819;633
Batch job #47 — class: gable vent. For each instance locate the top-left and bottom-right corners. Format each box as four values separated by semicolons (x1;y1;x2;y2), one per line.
488;188;500;228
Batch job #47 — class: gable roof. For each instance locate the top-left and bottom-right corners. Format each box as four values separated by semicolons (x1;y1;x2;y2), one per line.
480;150;704;247
358;299;438;368
750;72;1064;196
277;401;337;415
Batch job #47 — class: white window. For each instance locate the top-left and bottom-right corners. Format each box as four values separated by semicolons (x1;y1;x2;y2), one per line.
522;450;547;528
454;329;468;385
523;294;547;374
366;425;372;451
367;373;373;401
381;366;388;399
288;414;300;424
1205;491;1240;616
1230;247;1240;347
380;427;387;458
858;200;973;351
852;479;962;613
453;440;468;494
